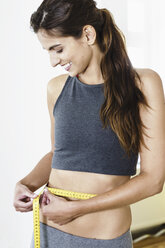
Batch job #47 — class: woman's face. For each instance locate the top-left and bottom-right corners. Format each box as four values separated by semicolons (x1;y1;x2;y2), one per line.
37;29;93;77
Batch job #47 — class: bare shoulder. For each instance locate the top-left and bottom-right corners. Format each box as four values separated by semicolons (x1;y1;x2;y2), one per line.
135;68;164;123
135;68;165;186
47;73;69;88
47;74;68;95
135;68;164;102
47;74;69;105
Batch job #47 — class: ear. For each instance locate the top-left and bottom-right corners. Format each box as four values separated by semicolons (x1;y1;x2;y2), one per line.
83;25;96;45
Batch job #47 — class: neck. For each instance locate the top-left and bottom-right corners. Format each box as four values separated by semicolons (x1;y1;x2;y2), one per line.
77;45;104;85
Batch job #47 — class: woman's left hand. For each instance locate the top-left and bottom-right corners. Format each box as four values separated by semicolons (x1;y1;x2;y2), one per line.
40;188;80;226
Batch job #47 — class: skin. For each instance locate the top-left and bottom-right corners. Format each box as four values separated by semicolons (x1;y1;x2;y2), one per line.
13;25;165;239
37;26;105;86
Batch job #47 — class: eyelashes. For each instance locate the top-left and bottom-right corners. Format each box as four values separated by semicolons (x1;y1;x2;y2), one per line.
56;49;63;53
47;48;63;55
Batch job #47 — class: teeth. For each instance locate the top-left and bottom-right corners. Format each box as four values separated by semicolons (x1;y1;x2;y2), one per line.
63;62;72;69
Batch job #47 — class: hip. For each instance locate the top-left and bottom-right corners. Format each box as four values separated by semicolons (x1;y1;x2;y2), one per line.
39;203;132;239
44;170;132;239
31;222;133;248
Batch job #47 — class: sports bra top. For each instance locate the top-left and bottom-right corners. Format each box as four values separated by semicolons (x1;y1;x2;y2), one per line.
51;75;138;175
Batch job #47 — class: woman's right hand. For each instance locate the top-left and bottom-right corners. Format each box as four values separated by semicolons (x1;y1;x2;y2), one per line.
13;182;38;212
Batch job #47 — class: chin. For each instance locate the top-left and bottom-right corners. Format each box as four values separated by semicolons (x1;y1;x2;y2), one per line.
68;71;77;77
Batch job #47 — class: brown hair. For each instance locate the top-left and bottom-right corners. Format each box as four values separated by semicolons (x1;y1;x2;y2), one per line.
30;0;151;157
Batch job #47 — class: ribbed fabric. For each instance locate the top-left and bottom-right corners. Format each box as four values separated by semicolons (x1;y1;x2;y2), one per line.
51;75;138;175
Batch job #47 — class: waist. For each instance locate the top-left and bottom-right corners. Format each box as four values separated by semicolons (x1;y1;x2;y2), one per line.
49;168;131;196
40;168;133;239
40;187;132;239
46;184;97;200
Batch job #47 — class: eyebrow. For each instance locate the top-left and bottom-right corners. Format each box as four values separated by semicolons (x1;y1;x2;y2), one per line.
43;44;61;51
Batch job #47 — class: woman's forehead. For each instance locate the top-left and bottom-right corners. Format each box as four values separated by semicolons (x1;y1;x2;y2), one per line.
37;30;81;50
37;29;62;42
37;31;68;47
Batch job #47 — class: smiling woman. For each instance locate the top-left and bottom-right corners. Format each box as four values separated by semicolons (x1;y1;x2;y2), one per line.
13;0;165;248
37;29;98;78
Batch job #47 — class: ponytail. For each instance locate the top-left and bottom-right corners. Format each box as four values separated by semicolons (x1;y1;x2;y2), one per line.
98;8;151;156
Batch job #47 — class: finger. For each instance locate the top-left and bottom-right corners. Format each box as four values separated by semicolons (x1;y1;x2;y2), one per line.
24;206;33;212
18;192;38;201
46;198;50;204
24;188;38;199
43;189;54;200
39;193;44;205
15;206;33;212
16;200;33;208
19;196;31;203
41;193;49;206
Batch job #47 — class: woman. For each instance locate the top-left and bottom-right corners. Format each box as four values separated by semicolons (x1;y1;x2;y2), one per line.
13;0;165;247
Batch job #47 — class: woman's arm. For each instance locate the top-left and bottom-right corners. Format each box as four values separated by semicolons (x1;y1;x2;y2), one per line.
17;77;57;192
72;69;165;216
13;151;53;212
13;78;55;212
14;75;70;213
18;151;53;192
17;74;68;192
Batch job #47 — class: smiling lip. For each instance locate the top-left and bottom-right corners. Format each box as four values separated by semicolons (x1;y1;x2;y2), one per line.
65;64;72;71
61;62;72;71
61;62;72;70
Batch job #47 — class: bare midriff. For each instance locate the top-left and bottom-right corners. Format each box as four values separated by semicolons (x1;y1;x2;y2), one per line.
39;168;132;240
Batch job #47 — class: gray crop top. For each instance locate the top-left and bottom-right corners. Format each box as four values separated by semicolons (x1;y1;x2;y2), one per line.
51;75;138;175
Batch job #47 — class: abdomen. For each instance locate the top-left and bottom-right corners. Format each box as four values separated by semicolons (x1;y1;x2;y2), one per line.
39;168;132;239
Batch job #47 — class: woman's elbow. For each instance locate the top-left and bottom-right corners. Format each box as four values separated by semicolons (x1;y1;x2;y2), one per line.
152;178;165;195
140;171;165;196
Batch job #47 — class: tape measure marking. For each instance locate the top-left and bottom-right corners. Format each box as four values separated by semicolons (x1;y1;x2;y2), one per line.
33;187;97;248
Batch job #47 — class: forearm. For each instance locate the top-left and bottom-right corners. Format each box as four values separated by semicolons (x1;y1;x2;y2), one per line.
73;172;163;216
18;151;53;192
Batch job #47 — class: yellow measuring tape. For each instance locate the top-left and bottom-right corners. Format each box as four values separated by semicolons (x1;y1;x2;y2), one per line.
33;186;97;248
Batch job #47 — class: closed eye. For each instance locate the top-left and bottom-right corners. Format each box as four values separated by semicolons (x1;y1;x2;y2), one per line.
56;49;63;53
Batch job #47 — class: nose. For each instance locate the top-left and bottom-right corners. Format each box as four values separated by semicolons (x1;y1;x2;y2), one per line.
49;53;60;67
